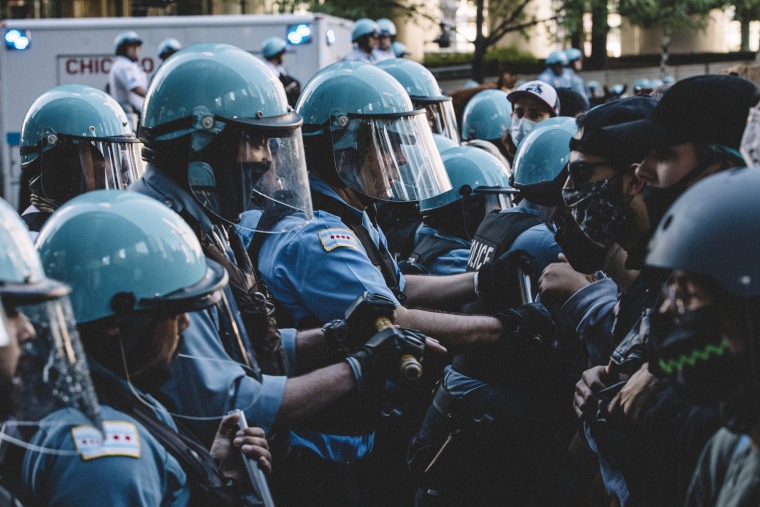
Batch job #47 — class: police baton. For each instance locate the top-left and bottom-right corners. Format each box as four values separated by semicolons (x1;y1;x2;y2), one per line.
229;409;276;507
517;266;534;305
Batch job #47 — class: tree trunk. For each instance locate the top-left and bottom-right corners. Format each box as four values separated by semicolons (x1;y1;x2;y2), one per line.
472;0;486;83
660;28;671;79
588;0;607;69
741;18;751;52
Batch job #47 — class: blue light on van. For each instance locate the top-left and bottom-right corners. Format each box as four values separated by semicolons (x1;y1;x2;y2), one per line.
287;24;313;45
5;29;31;50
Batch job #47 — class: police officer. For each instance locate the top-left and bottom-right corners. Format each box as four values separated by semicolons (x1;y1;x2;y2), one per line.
375;58;461;261
406;118;578;506
563;48;588;100
536;50;573;90
343;18;381;64
460;88;512;165
401;145;511;276
107;31;148;129
392;41;409;58
157;37;182;62
132;44;425;504
261;36;301;107
17;84;143;238
25;190;272;505
373;18;397;62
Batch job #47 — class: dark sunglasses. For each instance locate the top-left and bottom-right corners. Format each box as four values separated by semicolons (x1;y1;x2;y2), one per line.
567;160;615;186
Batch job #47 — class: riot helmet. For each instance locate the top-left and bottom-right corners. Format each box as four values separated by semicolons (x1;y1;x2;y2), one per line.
392;42;409;58
113;31;142;56
139;43;313;234
262;37;288;60
511;116;576;186
545;50;568;67
36;190;228;392
376;58;460;142
0;197;102;454
20;84;143;213
297;61;451;202
157;37;182;61
376;18;397;38
461;89;511;143
564;48;582;63
352;18;380;42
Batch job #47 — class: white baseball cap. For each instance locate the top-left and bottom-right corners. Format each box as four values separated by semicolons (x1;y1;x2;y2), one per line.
507;80;559;115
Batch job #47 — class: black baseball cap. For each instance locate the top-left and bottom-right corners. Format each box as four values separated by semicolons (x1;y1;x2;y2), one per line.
602;74;760;153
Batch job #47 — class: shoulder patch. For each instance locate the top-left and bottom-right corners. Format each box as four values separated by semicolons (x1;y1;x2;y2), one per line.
71;421;141;461
319;228;359;252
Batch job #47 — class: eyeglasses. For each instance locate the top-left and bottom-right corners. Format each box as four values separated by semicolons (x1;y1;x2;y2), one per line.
567;160;615;186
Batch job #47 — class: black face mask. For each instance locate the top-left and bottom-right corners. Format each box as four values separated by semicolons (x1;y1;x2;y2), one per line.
649;305;743;405
550;209;609;274
643;157;714;230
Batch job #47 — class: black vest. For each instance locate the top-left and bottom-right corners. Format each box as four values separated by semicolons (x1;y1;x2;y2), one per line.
456;209;544;386
403;234;466;274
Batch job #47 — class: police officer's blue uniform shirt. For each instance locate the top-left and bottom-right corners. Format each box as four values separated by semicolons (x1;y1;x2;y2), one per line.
413;224;472;275
130;166;289;443
372;47;395;63
536;68;574;91
566;68;589;99
258;172;405;326
257;172;406;461
23;403;189;506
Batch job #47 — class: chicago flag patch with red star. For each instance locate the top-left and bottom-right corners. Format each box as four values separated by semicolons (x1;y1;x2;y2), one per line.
319;228;359;251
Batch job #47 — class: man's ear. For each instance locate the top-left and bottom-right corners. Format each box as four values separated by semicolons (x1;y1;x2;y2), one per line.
625;164;646;197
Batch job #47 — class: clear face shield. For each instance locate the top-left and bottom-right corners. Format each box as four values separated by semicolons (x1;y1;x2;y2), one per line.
1;293;104;458
188;124;313;234
330;111;452;202
417;98;460;144
38;135;144;202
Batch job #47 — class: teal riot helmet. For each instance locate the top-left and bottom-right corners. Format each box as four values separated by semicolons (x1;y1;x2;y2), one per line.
432;133;459;154
113;31;142;55
511;116;576;186
262;36;287;60
377;58;460;143
157;37;182;61
419;145;512;213
376;18;397;38
139;43;313;234
20;84;143;212
296;60;451;202
461;89;511;142
546;50;568;66
36;190;227;325
392;41;409;58
352;18;380;42
0;197;103;452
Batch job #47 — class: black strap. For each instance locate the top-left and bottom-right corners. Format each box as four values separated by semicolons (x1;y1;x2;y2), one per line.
21;211;50;233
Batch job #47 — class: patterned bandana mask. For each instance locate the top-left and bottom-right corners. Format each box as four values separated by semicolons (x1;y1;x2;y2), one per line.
562;179;629;248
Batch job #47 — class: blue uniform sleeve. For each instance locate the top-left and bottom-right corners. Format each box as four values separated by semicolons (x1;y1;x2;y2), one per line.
280;327;297;375
260;216;400;324
23;407;189;507
427;248;471;276
562;278;619;366
159;308;286;443
510;223;563;273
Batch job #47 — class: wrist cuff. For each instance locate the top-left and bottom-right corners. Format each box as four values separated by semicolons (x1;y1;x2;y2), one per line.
345;356;363;392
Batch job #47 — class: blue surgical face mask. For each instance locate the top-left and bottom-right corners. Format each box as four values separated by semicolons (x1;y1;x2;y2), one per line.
510;117;537;146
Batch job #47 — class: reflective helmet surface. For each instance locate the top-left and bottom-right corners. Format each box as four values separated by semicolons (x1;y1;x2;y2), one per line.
646;167;760;296
0;198;66;305
419;145;511;212
392;41;409;58
546;50;568;66
461;89;511;142
432;133;459;154
296;61;451;202
36;190;228;324
113;31;142;52
512;116;576;185
376;58;459;142
262;36;288;60
20;84;143;206
376;18;397;37
158;38;182;60
352;18;380;42
564;48;582;62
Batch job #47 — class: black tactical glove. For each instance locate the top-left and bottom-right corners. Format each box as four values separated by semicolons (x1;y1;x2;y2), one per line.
476;249;539;301
345;327;426;392
495;302;555;346
324;293;399;354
